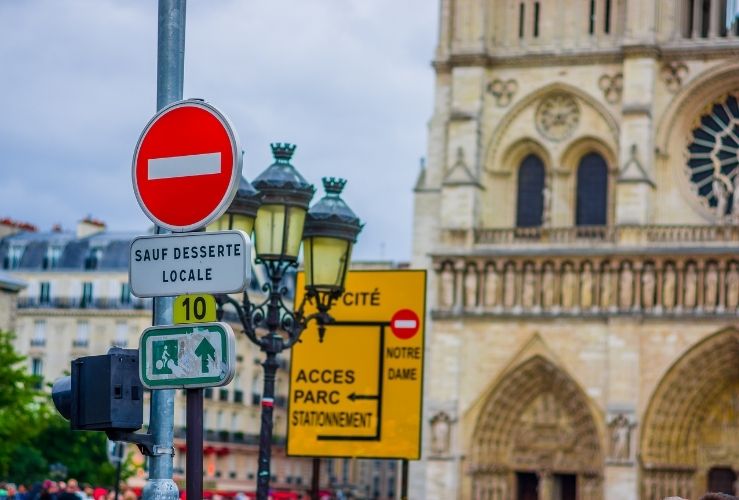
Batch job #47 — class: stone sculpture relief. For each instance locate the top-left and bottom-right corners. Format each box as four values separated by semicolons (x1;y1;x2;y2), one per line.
561;264;577;309
581;262;594;309
619;263;634;310
504;265;516;308
486;78;518;107
642;264;656;310
663;263;676;310
483;265;499;308
684;262;698;309
598;73;623;104
522;263;536;309
704;262;718;310
608;414;635;462
535;93;580;141
440;265;455;309
430;411;452;456
661;62;688;93
464;267;478;308
727;262;739;309
542;263;556;308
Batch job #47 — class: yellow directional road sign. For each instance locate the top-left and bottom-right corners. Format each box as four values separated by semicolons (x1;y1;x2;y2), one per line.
288;270;426;459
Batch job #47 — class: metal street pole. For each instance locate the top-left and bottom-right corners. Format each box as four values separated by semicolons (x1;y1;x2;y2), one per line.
143;2;185;500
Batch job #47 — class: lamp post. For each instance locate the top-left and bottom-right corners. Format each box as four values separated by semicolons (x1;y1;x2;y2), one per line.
214;143;363;500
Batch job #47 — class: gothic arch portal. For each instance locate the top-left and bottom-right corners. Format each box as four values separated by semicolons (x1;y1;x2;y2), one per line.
469;355;603;500
640;327;739;499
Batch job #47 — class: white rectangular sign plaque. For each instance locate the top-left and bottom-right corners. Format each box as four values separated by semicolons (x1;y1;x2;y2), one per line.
129;230;251;298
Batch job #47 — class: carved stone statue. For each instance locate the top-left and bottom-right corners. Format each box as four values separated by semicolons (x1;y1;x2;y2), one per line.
522;265;536;308
464;268;478;309
580;263;594;309
504;265;516;308
713;175;730;220
542;264;555;308
440;267;455;309
641;265;656;309
684;263;698;308
619;264;634;309
483;266;499;308
561;265;577;309
600;265;612;310
704;262;718;310
609;414;633;462
726;262;739;309
663;264;676;310
732;174;739;221
542;176;552;226
430;412;452;455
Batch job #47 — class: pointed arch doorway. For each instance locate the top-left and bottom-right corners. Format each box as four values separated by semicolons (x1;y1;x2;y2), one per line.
640;328;739;499
470;355;603;500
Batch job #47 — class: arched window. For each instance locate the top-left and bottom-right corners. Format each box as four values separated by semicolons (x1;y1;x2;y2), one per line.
576;152;608;226
516;154;545;228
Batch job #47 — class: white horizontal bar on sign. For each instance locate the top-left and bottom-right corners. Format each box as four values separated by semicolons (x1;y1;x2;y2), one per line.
148;152;222;180
393;320;417;329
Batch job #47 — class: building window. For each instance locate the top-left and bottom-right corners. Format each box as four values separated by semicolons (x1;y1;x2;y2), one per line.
575;153;608;226
519;2;525;38
31;320;46;347
685;94;739;218
604;0;612;33
6;245;24;269
533;1;540;37
31;357;43;376
39;282;51;305
85;247;103;270
114;321;127;347
120;283;131;304
81;282;93;308
74;321;90;348
515;154;546;228
589;0;596;34
44;245;62;269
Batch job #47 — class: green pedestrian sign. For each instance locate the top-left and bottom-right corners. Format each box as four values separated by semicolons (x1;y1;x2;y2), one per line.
139;322;236;389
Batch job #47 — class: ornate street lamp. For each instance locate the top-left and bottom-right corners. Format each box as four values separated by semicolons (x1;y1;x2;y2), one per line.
215;143;363;500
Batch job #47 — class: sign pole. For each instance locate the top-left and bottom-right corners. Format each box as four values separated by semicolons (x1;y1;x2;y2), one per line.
144;2;184;500
310;458;320;500
186;389;203;500
400;459;409;500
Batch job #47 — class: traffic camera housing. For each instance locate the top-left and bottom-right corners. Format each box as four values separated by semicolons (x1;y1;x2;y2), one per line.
52;347;143;432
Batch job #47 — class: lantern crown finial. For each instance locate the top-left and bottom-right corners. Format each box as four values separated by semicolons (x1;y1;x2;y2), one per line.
270;143;296;162
322;177;346;196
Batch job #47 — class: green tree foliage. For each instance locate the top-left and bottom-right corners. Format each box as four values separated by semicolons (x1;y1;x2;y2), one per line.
0;330;48;478
0;331;138;485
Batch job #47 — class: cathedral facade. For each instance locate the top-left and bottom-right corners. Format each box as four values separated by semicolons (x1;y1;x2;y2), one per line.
412;1;739;499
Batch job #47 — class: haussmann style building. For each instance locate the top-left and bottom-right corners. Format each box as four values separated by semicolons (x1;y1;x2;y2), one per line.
412;1;739;499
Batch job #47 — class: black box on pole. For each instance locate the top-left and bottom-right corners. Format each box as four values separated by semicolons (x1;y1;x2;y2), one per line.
68;348;143;432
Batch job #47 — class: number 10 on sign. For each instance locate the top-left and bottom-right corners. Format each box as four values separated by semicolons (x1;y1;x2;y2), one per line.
174;294;217;324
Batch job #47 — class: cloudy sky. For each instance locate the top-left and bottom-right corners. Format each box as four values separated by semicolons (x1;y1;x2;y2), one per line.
0;1;437;261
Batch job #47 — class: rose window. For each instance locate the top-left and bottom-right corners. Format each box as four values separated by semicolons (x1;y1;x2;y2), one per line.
685;93;739;219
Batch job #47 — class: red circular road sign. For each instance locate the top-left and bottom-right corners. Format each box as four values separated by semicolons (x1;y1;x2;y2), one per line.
390;309;420;340
132;99;241;232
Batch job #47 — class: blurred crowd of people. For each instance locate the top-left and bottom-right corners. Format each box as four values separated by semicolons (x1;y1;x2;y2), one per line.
0;479;136;500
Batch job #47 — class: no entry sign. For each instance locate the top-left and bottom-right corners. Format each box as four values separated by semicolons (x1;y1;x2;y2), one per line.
132;99;242;232
390;309;420;339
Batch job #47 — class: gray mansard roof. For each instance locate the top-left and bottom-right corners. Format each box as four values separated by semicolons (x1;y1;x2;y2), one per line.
0;230;138;271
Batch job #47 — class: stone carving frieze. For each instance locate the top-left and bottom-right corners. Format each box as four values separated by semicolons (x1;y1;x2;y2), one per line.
434;255;739;316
